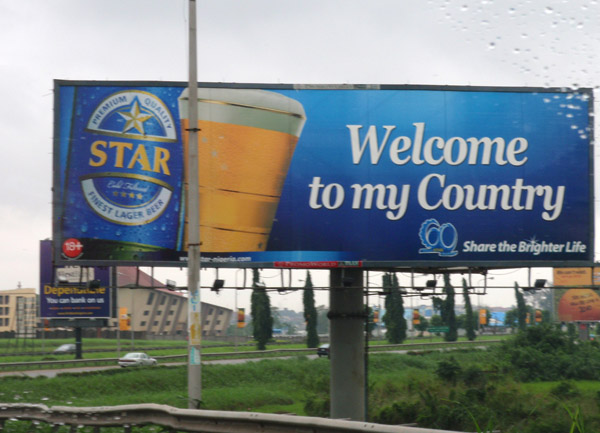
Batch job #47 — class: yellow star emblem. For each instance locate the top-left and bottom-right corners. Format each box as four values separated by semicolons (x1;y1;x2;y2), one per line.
118;100;153;135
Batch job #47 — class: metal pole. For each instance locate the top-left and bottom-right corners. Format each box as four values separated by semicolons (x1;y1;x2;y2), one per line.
131;289;135;350
187;0;202;409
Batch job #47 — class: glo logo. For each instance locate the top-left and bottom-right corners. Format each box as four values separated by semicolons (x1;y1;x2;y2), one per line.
418;219;458;257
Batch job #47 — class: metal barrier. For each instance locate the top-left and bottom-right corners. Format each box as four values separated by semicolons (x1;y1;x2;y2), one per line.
0;403;465;433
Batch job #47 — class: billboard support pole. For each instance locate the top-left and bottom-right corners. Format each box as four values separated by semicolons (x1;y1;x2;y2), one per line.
187;0;202;409
329;268;365;421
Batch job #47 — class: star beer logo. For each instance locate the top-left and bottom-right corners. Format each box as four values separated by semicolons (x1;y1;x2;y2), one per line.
82;90;178;226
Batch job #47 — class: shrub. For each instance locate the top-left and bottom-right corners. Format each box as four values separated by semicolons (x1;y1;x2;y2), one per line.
435;357;462;384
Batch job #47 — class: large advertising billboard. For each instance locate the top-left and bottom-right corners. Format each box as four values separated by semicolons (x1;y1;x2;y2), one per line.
553;268;600;322
53;81;594;268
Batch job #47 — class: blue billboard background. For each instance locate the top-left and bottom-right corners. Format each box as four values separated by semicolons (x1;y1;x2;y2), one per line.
53;82;593;267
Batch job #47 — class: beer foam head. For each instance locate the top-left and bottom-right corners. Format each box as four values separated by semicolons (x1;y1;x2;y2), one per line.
178;87;306;137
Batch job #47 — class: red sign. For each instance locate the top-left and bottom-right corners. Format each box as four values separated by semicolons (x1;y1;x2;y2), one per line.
62;238;83;258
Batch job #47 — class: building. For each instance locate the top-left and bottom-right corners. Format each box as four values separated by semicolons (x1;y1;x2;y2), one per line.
0;288;37;336
115;267;232;337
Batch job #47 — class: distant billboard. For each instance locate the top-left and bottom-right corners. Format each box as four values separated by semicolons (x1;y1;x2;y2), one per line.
553;267;600;322
53;81;594;268
40;240;111;319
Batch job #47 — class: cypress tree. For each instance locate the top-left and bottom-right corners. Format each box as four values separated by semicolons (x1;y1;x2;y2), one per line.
443;274;458;342
303;271;320;348
462;278;476;341
383;272;407;344
251;269;273;350
515;283;528;332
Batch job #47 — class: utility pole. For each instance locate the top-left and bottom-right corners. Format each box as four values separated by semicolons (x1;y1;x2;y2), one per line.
187;0;202;409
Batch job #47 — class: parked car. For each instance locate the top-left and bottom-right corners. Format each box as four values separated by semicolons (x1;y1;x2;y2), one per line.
118;352;157;367
317;344;330;358
53;343;76;354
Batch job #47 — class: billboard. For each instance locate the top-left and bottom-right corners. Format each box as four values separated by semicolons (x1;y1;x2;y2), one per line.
53;81;594;268
40;240;111;319
553;267;600;322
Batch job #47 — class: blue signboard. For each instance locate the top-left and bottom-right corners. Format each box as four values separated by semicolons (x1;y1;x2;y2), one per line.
40;240;111;318
53;82;593;268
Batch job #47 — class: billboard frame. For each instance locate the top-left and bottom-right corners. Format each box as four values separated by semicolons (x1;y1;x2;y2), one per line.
52;80;595;270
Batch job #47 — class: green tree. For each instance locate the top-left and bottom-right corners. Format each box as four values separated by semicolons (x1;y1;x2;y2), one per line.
430;315;443;327
515;283;528;332
442;274;458;342
303;271;320;348
316;305;329;335
462;278;476;341
383;273;407;344
250;269;273;350
505;308;518;329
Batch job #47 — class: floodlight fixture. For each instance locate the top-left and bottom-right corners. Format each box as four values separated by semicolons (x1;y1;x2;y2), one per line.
211;279;225;293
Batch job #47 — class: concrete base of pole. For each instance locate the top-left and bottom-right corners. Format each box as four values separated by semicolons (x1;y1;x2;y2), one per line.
329;268;365;421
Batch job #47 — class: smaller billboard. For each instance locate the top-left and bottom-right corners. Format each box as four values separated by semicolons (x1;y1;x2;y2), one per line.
553;267;600;322
39;240;111;319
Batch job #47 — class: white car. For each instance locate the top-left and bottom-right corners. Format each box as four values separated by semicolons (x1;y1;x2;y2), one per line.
118;352;157;367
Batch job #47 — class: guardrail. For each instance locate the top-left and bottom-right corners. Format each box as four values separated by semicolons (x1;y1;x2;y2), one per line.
0;340;502;372
0;403;466;433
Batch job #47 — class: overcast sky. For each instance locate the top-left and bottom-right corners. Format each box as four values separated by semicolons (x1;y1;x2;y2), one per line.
1;0;599;312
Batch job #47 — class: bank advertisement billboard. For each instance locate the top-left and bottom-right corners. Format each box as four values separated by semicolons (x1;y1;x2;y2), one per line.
53;81;594;268
40;240;111;319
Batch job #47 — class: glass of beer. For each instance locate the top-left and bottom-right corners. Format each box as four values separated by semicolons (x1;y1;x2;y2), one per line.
179;88;306;252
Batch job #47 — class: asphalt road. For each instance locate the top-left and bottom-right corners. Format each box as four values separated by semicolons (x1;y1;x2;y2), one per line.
0;355;321;379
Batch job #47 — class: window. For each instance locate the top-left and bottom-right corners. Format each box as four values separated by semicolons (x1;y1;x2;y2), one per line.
216;320;221;325
218;310;224;315
147;292;155;305
166;321;171;326
153;321;158;326
208;308;214;315
205;320;210;325
140;321;146;326
171;298;177;305
156;310;162;315
169;310;174;315
160;296;166;305
143;310;149;316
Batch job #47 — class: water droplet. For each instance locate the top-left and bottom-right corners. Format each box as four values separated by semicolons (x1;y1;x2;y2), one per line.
545;7;554;14
80;223;88;233
513;48;521;54
461;4;468;11
488;42;496;50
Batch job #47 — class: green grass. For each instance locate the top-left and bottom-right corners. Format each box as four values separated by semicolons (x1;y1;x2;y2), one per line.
2;344;600;432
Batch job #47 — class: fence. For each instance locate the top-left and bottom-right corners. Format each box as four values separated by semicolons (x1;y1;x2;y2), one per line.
0;403;466;433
